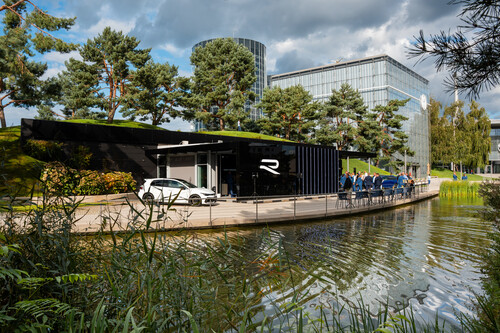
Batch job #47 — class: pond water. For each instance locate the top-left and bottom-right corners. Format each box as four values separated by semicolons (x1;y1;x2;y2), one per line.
193;197;491;329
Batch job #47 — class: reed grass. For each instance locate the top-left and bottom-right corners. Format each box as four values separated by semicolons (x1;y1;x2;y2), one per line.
439;180;480;198
0;186;491;332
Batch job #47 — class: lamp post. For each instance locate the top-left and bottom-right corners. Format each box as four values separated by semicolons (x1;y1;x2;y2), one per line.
404;150;407;174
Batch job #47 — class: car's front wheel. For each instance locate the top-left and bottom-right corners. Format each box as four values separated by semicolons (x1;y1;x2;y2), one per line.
189;194;202;206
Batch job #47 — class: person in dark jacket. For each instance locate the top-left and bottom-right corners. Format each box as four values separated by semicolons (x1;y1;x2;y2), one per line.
373;173;382;189
343;172;353;192
364;172;373;190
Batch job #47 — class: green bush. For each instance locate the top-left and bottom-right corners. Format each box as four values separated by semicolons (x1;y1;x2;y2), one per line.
24;139;63;162
40;162;136;195
40;162;79;196
67;145;93;170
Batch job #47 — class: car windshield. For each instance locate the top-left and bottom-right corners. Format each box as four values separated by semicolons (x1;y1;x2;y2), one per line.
175;179;198;188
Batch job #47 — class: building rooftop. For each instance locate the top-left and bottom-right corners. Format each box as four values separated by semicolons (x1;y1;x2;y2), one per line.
270;54;429;84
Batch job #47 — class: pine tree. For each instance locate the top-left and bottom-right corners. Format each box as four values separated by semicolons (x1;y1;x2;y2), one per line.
122;61;192;126
257;85;320;142
315;83;368;150
190;38;256;131
64;27;151;123
0;0;76;127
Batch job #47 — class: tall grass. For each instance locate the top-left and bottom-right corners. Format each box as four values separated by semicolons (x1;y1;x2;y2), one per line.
0;186;490;332
439;180;480;198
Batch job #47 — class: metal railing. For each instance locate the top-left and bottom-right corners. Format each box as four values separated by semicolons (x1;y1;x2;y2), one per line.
201;182;430;225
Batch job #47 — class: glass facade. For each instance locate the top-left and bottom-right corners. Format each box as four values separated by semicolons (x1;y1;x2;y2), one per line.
269;55;430;177
192;38;267;131
489;120;500;173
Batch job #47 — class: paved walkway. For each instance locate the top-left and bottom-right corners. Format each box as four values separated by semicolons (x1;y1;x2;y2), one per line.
75;184;439;233
3;181;444;234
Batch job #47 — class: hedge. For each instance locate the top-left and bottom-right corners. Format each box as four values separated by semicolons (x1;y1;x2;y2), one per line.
41;162;136;196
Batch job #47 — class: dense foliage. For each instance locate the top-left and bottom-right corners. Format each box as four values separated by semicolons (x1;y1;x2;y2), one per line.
429;97;491;169
41;162;136;195
122;61;192;125
190;38;257;131
62;27;151;123
0;0;76;128
257;85;320;142
476;180;500;332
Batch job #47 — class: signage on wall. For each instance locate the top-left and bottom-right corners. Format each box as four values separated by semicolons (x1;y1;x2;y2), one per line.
259;159;280;175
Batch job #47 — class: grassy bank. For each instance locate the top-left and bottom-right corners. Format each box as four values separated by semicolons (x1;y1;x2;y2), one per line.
431;167;486;181
439;180;480;197
341;159;390;176
0;127;43;195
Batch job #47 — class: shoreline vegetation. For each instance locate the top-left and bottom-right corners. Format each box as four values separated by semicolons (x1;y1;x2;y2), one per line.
439;181;480;198
0;183;498;331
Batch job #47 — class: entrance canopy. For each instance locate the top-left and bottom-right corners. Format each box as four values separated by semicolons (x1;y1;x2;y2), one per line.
147;141;237;155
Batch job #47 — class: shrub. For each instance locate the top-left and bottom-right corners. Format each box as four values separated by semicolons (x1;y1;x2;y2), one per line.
77;170;105;195
24;139;63;162
40;162;79;196
41;163;136;196
67;145;93;170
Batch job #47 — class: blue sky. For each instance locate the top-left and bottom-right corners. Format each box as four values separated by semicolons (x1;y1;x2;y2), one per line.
4;0;500;129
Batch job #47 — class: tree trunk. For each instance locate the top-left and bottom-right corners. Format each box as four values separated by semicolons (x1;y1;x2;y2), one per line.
219;118;224;131
0;105;6;128
107;109;114;123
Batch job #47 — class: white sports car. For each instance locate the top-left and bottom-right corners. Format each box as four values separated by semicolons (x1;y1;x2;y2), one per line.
138;178;217;205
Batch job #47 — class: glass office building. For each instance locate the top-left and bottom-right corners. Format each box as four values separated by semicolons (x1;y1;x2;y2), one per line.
489;119;500;173
192;38;266;130
269;55;430;177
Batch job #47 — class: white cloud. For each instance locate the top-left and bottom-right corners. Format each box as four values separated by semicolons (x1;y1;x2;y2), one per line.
86;18;136;36
43;51;81;64
159;43;187;58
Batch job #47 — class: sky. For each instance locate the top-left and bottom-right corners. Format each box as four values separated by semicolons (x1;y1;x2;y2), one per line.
5;0;500;130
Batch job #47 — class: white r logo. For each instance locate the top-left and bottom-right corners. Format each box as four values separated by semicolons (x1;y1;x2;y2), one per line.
259;159;280;175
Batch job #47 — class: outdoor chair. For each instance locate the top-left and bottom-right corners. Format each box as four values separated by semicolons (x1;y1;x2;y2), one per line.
370;189;383;204
355;191;369;206
383;188;394;202
336;192;354;209
394;187;404;199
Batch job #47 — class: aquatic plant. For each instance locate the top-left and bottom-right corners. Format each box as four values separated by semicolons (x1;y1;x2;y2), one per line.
439;180;480;198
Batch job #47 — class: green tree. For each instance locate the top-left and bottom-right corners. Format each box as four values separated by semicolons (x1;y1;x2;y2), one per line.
66;27;151;123
370;99;413;170
430;99;491;170
429;97;453;166
57;58;103;119
409;0;500;98
122;61;192;126
190;38;256;131
35;104;57;120
315;83;369;150
257;85;319;142
0;0;76;127
465;100;491;169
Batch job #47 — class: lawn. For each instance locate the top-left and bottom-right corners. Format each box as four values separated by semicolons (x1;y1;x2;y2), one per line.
200;130;291;142
64;119;166;130
431;167;488;181
0;126;44;196
341;159;391;176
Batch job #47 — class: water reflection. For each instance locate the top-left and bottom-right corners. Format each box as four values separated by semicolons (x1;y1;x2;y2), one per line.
176;197;491;328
